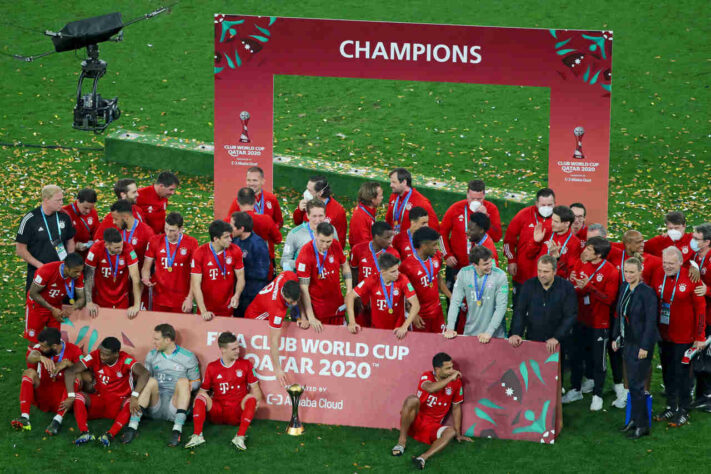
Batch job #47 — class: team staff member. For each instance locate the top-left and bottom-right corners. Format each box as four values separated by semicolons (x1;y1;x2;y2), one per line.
645;211;694;262
348;181;384;249
690;223;711;408
281;200;332;272
142;212;198;313
136;171;180;234
97;178;144;229
231;187;282;278
526;205;581;279
444;246;508;341
84;228;141;319
297;223;352;330
652;246;706;427
509;255;577;354
190;220;245;319
25;253;85;343
563;237;620;411
392;206;430;260
570;203;587;243
94;200;155;266
386;168;439;234
231;212;270;317
226;166;284;229
16;185;76;290
293;176;347;241
62;188;99;258
611;257;659;439
503;188;555;309
400;227;450;333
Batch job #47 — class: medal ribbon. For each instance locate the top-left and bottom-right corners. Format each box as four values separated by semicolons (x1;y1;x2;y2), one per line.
661;271;680;304
105;248;119;280
474;272;489;304
165;233;183;269
122;219;138;244
60;263;75;301
392;189;412;225
209;243;227;277
379;274;394;312
71;203;92;234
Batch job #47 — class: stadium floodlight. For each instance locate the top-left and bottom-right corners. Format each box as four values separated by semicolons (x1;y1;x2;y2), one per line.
9;5;174;133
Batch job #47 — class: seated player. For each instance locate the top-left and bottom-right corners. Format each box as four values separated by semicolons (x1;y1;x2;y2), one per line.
62;337;150;447
11;327;83;435
391;352;472;470
245;271;305;386
185;332;263;451
346;252;421;338
137;324;201;447
25;252;85;343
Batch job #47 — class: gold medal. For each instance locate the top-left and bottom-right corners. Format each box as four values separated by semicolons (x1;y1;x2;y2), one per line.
69;298;75;304
477;300;482;306
113;276;117;283
319;273;325;280
388;308;393;314
167;267;173;272
429;282;434;288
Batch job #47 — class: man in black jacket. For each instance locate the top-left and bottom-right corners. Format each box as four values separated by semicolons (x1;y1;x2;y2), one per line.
508;255;577;354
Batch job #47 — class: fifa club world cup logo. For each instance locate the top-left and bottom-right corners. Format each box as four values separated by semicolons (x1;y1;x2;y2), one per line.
239;111;251;143
573;126;585;159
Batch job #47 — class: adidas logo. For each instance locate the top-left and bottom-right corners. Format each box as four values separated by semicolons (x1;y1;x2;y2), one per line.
98;369;104;374
207;262;213;266
38;226;45;231
361;258;367;263
160;249;166;254
216;374;223;379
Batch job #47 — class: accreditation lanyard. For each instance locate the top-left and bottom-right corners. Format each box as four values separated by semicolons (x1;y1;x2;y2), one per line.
588;260;607;282
71;203;92;234
407;230;414;252
60;263;76;303
415;251;435;287
358;205;375;222
105;248;120;281
548;231;573;256
659;271;679;325
392;189;412;227
255;192;265;214
619;284;634;337
122;219;138;244
464;203;470;233
41;208;61;242
209;243;227;278
620;250;626;282
661;272;680;304
696;251;708;271
369;243;383;274
308;226;328;279
379;274;395;314
473;271;488;306
164;234;183;272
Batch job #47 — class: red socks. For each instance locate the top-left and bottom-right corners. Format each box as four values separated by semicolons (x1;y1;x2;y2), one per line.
19;376;34;417
238;397;257;436
192;396;207;435
108;401;131;437
73;396;89;432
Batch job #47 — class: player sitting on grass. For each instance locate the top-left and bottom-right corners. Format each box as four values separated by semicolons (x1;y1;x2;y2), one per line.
391;352;472;470
185;331;263;451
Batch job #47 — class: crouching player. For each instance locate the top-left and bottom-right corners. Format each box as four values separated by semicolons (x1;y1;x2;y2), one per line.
392;352;472;470
11;327;83;435
185;332;263;451
62;336;150;446
138;324;201;447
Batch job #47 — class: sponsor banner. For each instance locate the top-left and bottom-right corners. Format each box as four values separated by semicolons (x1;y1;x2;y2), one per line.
63;309;561;443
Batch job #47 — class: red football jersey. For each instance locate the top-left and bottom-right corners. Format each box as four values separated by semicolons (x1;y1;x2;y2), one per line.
296;240;346;320
525;229;581;279
191;243;244;316
293;197;347;242
348;204;377;249
95;207;144;239
385;188;439;234
416;371;464;424
353;273;416;329
645;233;694;262
27;261;85;310
85;240;138;308
440;200;501;269
652;268;706;344
62;202;100;257
606;246;662;285
136;185;169;235
94;218;154;266
145;233;199;309
503;205;553;284
81;350;137;398
694;251;711;324
26;341;83;385
400;251;444;316
392;230;416;261
569;259;619;329
201;358;257;405
349;241;400;283
227;190;284;229
245;271;298;328
246;209;282;260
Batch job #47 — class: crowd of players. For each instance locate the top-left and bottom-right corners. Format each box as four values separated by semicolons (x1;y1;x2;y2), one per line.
10;167;711;468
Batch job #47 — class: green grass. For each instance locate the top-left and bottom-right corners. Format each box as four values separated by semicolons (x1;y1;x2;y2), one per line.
1;0;710;472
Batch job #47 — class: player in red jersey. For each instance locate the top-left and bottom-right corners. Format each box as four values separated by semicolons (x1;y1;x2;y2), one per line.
347;252;420;337
11;327;84;435
226;166;284;229
392;206;430;261
526;205;581;279
94;199;155;266
85;228;141;318
570;203;588;244
690;223;711;408
185;332;263;451
400;227;450;333
607;230;663;285
348;181;384;249
191;220;245;319
645;211;694;262
391;352;471;470
386;168;439;234
25;253;85;343
297;222;352;330
142;212;198;313
293;176;348;241
245;271;305;386
233;187;282;277
97;178;144;230
62;188;100;258
136;171;179;234
62;336;151;446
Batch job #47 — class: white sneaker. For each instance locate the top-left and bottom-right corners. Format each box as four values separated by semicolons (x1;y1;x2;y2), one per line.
561;389;583;404
185;433;205;449
590;395;603;411
581;378;595;394
612;384;628;408
231;434;246;451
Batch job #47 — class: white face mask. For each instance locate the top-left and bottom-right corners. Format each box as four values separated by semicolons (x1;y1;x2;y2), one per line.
303;190;314;201
469;201;482;213
667;229;683;241
538;205;554;218
690;238;700;252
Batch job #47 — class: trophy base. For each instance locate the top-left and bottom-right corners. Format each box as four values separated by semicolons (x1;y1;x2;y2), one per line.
286;425;304;436
573;152;585;159
239;137;250;143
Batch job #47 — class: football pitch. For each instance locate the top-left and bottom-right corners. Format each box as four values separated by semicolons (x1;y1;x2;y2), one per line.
1;1;709;472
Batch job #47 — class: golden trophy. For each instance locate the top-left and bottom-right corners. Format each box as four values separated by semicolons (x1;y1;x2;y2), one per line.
286;384;304;436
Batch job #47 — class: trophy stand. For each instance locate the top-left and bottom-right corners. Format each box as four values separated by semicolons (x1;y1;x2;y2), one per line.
286;384;304;436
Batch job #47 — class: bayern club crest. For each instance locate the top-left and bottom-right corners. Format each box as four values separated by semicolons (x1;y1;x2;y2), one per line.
406;202;413;210
267;202;272;209
679;284;687;292
119;258;125;265
180;248;187;255
445;387;452;395
87;217;93;224
132;238;138;245
596;274;604;282
226;257;233;264
682;246;689;254
329;256;334;263
236;370;243;377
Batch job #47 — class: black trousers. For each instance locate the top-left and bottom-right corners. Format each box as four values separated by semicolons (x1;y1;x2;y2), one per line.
607;314;624;384
660;340;693;411
694;326;711;399
511;280;522;315
571;323;608;396
623;343;653;429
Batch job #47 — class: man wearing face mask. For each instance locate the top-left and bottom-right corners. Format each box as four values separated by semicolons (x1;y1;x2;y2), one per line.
689;223;711;410
386;168;439;234
293;176;347;241
281;200;336;272
94;200;155;267
503;188;555;310
645;211;693;262
526;205;581;279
